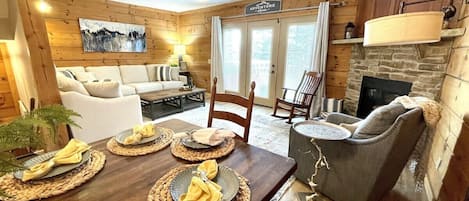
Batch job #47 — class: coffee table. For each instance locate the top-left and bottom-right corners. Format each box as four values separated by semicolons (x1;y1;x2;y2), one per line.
139;88;206;120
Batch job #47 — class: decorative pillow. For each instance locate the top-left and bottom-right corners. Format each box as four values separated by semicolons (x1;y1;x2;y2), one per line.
156;66;172;81
56;73;90;95
74;72;97;82
352;103;407;139
83;81;123;98
60;70;76;80
170;67;180;81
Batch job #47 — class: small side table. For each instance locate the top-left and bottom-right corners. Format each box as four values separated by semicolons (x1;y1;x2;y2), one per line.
179;71;192;86
291;121;351;200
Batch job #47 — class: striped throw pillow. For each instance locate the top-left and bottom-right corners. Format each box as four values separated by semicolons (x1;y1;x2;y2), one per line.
60;70;76;80
156;66;172;81
321;98;343;113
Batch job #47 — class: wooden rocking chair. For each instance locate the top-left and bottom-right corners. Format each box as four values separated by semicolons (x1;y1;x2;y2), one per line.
272;71;322;124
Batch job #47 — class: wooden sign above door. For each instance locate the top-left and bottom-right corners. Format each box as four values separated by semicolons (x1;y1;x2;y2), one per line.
245;0;282;15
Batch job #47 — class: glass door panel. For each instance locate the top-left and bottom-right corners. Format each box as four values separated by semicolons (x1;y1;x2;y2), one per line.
222;25;244;94
247;20;279;106
277;16;317;100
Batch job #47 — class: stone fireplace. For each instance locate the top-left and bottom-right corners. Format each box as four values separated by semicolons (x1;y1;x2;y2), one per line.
343;41;451;116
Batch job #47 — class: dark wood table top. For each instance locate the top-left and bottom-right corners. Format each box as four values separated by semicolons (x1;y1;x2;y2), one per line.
45;119;297;201
139;88;206;101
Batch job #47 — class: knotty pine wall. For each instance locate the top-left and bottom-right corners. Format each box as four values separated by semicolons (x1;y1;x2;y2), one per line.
425;4;469;200
44;0;180;67
179;0;358;98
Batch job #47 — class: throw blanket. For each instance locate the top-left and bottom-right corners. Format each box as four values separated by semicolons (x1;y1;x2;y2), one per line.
391;96;442;128
391;96;442;189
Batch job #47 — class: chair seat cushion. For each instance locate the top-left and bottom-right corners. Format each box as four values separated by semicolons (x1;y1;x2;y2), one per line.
160;81;184;90
127;82;163;93
121;85;137;96
353;103;407;139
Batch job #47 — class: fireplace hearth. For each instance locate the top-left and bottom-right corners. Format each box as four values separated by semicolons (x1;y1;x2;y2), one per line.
356;76;412;118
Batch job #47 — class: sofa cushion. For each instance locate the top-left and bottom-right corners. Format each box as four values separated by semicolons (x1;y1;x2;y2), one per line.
83;81;122;98
146;64;167;81
160;81;184;90
86;66;123;83
74;72;97;82
121;85;137;96
119;65;149;84
156;66;172;81
56;73;90;96
353;103;407;139
126;82;163;94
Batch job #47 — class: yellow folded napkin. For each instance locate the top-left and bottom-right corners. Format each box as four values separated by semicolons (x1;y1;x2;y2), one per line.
179;160;223;201
192;128;235;146
22;139;91;182
124;124;156;145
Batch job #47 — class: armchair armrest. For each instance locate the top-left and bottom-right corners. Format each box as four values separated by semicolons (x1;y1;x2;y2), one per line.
325;112;362;125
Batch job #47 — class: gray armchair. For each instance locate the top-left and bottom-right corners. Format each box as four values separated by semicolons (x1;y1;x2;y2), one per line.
288;108;425;201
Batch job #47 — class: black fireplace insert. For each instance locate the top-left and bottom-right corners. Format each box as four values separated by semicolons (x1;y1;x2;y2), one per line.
356;76;412;118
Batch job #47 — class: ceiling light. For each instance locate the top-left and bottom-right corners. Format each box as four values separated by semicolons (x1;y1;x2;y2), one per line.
36;0;51;13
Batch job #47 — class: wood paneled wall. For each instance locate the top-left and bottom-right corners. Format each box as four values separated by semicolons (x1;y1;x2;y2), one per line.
179;0;358;97
0;44;20;121
44;0;180;67
425;3;469;200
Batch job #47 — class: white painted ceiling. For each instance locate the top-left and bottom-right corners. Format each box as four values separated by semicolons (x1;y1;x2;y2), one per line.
111;0;240;12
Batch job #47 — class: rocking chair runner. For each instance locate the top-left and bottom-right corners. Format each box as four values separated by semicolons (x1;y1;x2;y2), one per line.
272;71;322;124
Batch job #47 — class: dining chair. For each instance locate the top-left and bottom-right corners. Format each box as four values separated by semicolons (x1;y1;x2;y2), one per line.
208;77;255;143
272;71;322;124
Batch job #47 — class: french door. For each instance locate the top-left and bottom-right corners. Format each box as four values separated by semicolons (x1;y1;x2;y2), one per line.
222;16;316;107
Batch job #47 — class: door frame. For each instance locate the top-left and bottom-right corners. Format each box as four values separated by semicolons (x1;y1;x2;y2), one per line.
246;19;280;107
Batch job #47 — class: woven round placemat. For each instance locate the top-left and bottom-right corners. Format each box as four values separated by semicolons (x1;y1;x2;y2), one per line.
106;127;174;156
147;165;251;201
170;138;236;162
0;150;106;201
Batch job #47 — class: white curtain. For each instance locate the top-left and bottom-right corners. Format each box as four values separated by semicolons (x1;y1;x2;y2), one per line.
210;16;225;93
310;2;330;117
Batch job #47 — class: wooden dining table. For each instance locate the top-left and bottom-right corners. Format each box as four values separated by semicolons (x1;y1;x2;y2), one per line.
45;119;297;201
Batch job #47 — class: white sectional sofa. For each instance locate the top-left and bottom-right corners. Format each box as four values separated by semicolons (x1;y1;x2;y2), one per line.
57;64;186;96
55;64;187;143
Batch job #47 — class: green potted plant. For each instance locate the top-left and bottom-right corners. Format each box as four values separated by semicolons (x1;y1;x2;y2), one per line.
0;105;80;196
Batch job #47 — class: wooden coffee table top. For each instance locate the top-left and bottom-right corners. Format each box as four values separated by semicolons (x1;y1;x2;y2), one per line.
139;88;206;101
45;119;296;201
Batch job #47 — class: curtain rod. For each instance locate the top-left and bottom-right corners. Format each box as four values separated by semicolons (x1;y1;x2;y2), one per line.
221;1;345;20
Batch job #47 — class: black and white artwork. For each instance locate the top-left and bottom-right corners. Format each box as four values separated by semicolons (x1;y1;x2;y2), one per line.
79;18;146;53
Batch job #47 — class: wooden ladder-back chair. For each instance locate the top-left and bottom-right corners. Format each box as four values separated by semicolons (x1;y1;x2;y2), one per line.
272;71;322;124
208;78;256;143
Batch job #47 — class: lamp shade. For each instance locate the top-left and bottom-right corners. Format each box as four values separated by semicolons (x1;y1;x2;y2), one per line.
174;44;186;55
364;12;444;47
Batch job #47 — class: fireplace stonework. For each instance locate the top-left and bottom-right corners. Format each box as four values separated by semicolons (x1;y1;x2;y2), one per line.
343;41;452;115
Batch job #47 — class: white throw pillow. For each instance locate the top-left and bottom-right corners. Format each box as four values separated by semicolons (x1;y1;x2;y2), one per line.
83;81;123;98
74;72;97;82
56;73;90;95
